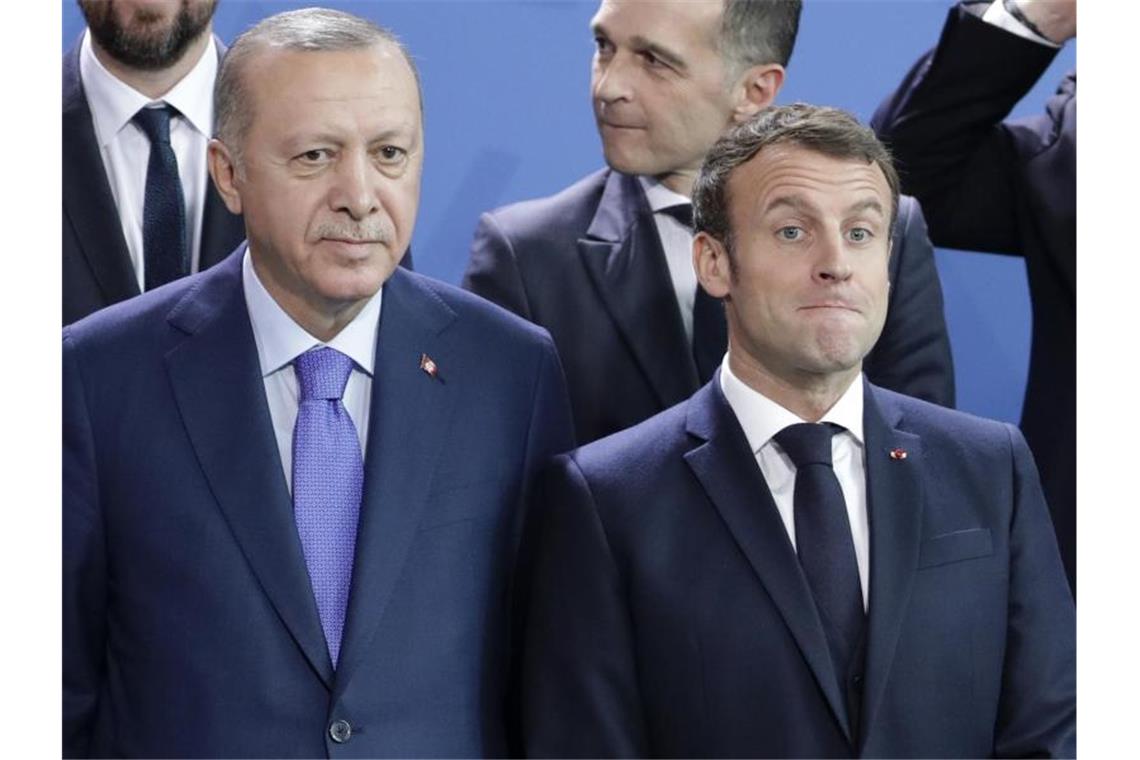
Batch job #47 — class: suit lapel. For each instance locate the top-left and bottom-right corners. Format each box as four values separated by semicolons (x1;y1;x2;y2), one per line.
682;380;853;744
164;250;334;687
578;171;698;408
858;384;924;751
62;43;139;305
332;268;459;696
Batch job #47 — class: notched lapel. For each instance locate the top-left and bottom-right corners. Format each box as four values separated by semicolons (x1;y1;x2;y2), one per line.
63;44;139;305
858;385;924;751
682;382;853;744
333;269;459;695
164;252;335;687
578;171;698;408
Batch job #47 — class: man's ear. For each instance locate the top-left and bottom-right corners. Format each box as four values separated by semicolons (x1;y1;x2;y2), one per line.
694;231;732;299
731;63;785;123
208;138;244;215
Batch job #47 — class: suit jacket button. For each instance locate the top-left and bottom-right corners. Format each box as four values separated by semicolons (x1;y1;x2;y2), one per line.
329;719;352;744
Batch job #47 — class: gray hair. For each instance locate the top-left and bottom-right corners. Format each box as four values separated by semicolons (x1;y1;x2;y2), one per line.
719;0;803;81
692;103;900;263
213;7;421;165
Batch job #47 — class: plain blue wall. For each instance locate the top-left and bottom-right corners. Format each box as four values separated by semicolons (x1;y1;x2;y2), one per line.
63;0;1076;425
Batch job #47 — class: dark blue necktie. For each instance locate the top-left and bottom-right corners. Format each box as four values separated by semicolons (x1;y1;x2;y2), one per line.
131;105;188;291
661;203;726;384
775;422;865;690
292;347;364;668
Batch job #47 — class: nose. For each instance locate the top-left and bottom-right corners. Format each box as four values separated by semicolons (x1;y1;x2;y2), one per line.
814;232;854;284
329;150;379;221
593;52;633;104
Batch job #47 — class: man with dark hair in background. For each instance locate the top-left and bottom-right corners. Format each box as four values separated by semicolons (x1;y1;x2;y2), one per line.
463;0;955;447
63;8;572;757
64;0;244;325
872;0;1077;594
524;104;1075;758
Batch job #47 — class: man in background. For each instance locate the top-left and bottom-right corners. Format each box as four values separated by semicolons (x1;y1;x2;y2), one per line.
464;0;954;446
872;0;1077;592
64;0;244;324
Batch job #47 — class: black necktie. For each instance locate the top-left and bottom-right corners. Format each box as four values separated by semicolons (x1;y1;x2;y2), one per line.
660;203;726;383
132;105;188;291
774;422;865;691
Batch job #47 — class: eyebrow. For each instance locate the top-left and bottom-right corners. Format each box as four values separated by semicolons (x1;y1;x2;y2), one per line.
590;21;688;72
764;195;887;219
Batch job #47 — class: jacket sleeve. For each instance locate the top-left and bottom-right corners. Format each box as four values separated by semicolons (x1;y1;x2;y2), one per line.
864;196;955;407
870;2;1059;255
462;211;534;320
522;453;650;758
62;331;106;758
993;423;1076;757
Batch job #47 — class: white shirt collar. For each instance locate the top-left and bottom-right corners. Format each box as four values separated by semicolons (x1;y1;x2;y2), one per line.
242;247;382;378
638;175;692;213
719;352;865;454
80;28;217;148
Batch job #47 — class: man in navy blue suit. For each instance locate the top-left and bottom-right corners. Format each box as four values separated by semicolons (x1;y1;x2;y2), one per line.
463;0;955;447
63;8;573;757
523;105;1074;757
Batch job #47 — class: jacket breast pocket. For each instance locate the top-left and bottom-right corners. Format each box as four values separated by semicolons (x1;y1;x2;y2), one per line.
918;528;993;569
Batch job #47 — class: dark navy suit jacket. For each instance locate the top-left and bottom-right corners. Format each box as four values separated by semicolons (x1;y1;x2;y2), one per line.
62;38;245;326
63;247;574;757
872;2;1076;592
463;170;955;446
524;377;1075;758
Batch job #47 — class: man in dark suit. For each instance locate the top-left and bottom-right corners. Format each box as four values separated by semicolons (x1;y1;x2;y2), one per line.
524;105;1075;757
463;0;954;446
63;9;573;757
64;0;245;325
871;0;1076;593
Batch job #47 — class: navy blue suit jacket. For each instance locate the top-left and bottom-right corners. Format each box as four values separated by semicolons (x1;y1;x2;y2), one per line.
871;2;1076;592
524;378;1075;757
463;170;955;446
63;248;574;757
62;38;245;326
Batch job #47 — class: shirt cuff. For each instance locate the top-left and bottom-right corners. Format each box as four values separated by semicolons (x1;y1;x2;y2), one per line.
982;0;1063;48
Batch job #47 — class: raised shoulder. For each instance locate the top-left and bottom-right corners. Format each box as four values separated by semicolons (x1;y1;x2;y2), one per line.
479;168;610;252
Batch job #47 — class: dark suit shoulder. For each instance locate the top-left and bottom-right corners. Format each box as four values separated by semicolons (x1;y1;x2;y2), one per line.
567;396;691;489
410;270;557;352
482;169;610;249
873;384;1022;455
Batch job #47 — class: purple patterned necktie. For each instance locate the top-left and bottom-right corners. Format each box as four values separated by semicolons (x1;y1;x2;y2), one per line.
292;347;363;668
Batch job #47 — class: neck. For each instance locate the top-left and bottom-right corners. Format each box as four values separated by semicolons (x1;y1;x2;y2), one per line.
656;168;697;198
90;27;212;100
727;348;859;422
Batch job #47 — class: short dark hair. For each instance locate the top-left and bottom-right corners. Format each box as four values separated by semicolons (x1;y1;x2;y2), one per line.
214;7;421;167
692;103;900;257
719;0;803;77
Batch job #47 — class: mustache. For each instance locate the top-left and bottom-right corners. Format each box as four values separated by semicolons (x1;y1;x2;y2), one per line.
314;223;392;245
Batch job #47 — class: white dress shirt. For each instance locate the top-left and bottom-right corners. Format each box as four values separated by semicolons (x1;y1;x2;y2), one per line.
719;355;870;608
242;249;382;493
79;29;217;290
639;176;699;344
982;0;1062;47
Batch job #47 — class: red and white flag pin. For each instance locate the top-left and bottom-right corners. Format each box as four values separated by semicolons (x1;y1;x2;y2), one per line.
889;447;908;461
419;353;440;380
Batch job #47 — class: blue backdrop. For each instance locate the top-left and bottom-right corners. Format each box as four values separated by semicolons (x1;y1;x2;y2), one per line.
62;0;1076;425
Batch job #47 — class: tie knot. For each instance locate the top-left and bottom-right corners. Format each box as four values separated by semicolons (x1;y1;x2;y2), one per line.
295;348;355;401
774;422;838;468
132;104;178;145
660;203;693;228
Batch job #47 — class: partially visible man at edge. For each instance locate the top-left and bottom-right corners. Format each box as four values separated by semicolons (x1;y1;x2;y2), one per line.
63;8;572;757
463;0;954;447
